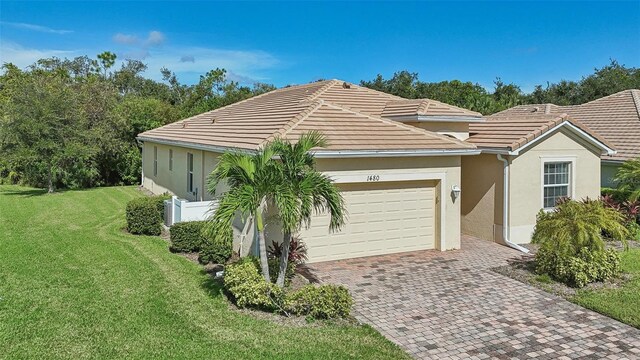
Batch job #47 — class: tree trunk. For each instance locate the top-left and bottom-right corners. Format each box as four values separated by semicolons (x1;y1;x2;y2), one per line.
47;165;54;193
276;232;292;287
255;208;271;283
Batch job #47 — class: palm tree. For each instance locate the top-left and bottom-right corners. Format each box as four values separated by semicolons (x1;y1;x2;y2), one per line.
615;157;640;201
271;132;346;287
207;145;279;282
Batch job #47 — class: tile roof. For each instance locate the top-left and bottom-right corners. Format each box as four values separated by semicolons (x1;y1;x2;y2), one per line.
139;80;477;153
467;113;615;154
492;90;640;161
381;99;482;119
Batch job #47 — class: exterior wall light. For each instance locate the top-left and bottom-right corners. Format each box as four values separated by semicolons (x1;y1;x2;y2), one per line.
451;185;461;200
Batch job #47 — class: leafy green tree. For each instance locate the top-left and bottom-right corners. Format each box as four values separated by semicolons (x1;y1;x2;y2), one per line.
0;65;95;192
206;146;281;282
271;132;346;287
97;51;117;78
615;157;640;201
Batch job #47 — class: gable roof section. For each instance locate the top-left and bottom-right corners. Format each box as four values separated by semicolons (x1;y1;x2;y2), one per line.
467;113;615;156
381;99;483;121
139;80;478;155
492;90;640;161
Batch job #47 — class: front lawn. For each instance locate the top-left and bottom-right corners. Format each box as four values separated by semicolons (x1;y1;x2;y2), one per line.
0;185;407;359
573;248;640;328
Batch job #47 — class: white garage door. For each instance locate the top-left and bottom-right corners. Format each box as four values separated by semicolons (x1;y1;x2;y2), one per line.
301;181;437;263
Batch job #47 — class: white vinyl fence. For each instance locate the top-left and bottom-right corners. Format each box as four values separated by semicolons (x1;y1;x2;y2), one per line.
164;196;219;226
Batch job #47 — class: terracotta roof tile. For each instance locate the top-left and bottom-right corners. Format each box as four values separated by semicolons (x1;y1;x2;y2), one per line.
467;113;615;154
139;80;477;153
493;90;640;161
382;99;482;119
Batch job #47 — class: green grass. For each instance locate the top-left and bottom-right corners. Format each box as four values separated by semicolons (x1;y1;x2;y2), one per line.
0;185;407;359
572;248;640;328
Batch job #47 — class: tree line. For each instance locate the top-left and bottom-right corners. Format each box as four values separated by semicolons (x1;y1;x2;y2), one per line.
0;53;638;192
0;52;274;192
361;60;640;115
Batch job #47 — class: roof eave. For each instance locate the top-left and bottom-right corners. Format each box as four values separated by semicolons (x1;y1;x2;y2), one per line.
138;136;480;158
312;149;481;158
508;121;616;157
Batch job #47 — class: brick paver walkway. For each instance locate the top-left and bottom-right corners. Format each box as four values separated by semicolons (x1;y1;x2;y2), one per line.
305;235;640;359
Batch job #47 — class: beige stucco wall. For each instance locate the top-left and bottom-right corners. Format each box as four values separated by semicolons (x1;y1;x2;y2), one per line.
142;142;464;256
507;129;602;244
601;162;620;189
404;121;470;140
141;141;223;201
460;153;504;242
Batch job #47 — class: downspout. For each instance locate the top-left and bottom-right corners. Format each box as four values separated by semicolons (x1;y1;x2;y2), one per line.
140;142;145;186
497;154;530;253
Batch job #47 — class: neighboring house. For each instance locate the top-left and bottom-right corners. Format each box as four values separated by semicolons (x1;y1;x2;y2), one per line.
493;89;640;187
138;80;614;262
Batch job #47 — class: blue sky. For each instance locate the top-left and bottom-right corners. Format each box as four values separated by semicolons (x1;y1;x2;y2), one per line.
1;1;639;91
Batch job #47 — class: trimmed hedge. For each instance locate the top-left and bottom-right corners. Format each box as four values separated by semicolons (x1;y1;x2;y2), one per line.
536;246;622;288
125;194;170;236
285;284;353;319
170;221;208;253
198;222;233;265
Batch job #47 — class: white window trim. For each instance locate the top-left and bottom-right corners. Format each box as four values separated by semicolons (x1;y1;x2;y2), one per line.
169;149;173;171
540;156;576;210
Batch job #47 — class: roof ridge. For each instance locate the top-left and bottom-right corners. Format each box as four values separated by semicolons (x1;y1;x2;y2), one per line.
260;99;325;146
322;101;476;149
302;79;341;103
631;89;640;119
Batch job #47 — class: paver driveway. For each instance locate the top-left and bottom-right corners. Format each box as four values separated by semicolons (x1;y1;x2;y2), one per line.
305;235;640;359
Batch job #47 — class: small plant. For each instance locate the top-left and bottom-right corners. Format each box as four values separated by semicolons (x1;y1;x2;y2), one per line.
125;195;169;236
532;198;628;287
267;237;309;265
285;284;353;319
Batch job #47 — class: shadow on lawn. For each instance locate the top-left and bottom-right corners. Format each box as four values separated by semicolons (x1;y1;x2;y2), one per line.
0;187;49;197
199;268;225;298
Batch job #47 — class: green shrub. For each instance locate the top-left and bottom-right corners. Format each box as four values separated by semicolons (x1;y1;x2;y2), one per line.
170;221;208;253
126;196;163;235
536;246;621;287
602;187;632;203
285;284;353;319
532;198;628;287
223;258;283;310
198;237;233;265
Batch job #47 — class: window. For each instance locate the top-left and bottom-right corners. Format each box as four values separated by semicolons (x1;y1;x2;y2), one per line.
543;162;570;208
169;149;173;171
153;146;158;177
187;153;194;193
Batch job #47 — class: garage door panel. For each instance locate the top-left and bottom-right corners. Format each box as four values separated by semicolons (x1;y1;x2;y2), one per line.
302;181;437;263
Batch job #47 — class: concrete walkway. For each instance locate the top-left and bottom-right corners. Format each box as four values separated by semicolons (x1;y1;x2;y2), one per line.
306;235;640;359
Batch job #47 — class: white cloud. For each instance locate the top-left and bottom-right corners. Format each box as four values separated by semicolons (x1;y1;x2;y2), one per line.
0;21;72;34
113;33;139;45
145;31;165;46
140;46;279;84
0;40;79;68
